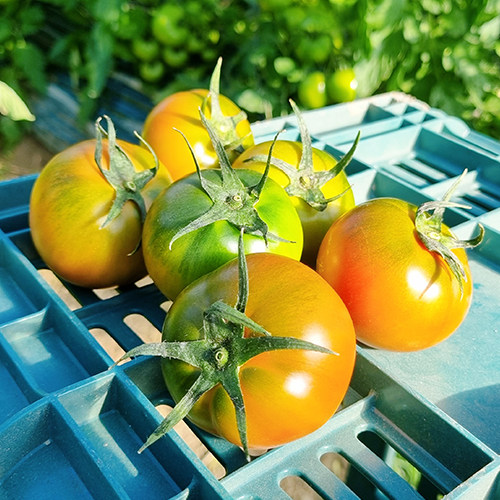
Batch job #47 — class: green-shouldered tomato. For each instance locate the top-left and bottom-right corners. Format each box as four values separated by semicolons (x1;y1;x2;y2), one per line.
29;117;172;289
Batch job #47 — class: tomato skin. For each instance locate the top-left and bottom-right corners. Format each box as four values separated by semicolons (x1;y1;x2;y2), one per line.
142;89;254;181
142;168;303;300
317;198;473;351
161;252;356;450
29;139;172;289
232;140;355;267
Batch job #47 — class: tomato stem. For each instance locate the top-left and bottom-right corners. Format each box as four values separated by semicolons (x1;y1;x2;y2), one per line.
113;230;336;460
169;113;292;249
94;115;158;234
243;99;360;211
415;169;484;295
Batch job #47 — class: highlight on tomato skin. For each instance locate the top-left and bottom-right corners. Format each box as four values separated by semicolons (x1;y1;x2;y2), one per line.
316;192;483;352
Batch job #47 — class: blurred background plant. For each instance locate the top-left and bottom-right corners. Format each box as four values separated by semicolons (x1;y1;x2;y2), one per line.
1;0;499;152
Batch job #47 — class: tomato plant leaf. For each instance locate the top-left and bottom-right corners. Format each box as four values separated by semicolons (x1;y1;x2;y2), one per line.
0;81;35;122
85;22;114;100
18;5;45;36
11;43;47;93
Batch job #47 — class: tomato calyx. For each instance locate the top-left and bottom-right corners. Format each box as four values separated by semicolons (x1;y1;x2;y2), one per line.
244;100;360;211
202;57;251;157
415;169;484;295
94;115;159;231
170;110;291;249
114;230;336;459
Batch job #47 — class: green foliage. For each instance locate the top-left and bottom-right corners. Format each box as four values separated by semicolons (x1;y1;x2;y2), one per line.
353;0;500;138
0;81;35;121
0;2;45;150
1;0;499;151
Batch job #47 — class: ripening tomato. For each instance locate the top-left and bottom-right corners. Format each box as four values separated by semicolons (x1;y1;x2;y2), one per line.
142;168;303;300
317;196;482;351
142;59;254;181
233;141;354;267
162;252;356;451
29;119;172;289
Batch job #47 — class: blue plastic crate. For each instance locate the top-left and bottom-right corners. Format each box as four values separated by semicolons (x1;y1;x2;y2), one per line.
1;93;499;499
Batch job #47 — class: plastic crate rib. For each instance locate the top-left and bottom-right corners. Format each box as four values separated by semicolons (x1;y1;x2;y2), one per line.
1;93;499;499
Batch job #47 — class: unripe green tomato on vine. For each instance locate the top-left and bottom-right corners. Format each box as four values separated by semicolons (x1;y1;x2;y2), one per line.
139;60;165;83
152;4;189;47
298;72;328;109
132;39;160;62
326;68;357;103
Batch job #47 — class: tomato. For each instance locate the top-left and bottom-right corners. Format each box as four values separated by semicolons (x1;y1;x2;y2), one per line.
186;36;204;54
282;5;307;31
162;46;188;68
142;168;303;300
122;248;356;455
152;3;189;47
112;6;148;41
139;60;165;83
232;100;358;267
29;117;172;289
131;38;160;62
298;71;328;109
295;34;332;65
233;142;354;267
326;68;357;103
317;192;484;351
142;58;254;181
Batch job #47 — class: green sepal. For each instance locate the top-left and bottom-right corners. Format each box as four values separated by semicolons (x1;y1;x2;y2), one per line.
138;373;215;453
115;230;336;460
415;169;484;295
169;116;292;249
94;115;158;231
201;57;250;156
244;99;359;211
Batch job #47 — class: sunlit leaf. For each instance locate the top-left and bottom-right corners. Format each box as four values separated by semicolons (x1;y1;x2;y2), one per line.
366;0;406;30
0;81;35;121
